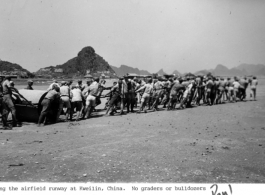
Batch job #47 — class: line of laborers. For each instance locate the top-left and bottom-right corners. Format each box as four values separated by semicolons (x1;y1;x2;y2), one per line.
0;75;259;129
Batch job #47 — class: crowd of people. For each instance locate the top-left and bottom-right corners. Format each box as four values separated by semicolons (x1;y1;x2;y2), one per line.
38;75;258;126
0;74;259;129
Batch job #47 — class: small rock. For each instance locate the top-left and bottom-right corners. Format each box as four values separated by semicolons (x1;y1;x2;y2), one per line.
83;174;87;177
222;146;230;150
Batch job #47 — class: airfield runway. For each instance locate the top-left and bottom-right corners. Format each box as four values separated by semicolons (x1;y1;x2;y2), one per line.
0;80;265;183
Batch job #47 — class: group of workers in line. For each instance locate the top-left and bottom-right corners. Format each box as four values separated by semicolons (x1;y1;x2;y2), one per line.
103;75;258;115
0;75;259;129
38;75;258;126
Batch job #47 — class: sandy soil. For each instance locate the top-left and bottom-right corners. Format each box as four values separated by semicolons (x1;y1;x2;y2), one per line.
0;83;265;183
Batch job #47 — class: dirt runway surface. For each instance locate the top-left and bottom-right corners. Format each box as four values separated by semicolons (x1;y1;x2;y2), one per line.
0;86;265;183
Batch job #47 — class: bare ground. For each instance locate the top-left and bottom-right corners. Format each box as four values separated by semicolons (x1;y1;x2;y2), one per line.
0;94;265;183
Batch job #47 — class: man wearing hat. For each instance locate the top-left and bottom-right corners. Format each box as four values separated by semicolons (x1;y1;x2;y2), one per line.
57;81;72;122
2;76;21;127
25;80;34;90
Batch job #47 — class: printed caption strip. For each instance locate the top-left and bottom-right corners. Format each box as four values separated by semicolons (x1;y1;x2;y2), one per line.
0;183;265;195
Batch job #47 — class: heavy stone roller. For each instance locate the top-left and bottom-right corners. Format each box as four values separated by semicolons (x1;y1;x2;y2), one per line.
13;89;59;123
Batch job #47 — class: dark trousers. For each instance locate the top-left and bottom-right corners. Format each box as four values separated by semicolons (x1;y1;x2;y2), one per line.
123;93;135;112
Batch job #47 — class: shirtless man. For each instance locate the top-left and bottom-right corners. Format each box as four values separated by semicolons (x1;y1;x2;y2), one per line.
179;78;192;109
239;77;248;101
233;77;241;102
206;77;214;106
186;79;196;108
212;77;219;105
216;77;226;104
195;76;203;105
249;76;258;100
226;77;234;102
135;78;153;113
168;79;185;110
83;77;100;118
104;80;122;116
2;76;21;127
223;78;229;101
161;78;173;108
151;78;164;111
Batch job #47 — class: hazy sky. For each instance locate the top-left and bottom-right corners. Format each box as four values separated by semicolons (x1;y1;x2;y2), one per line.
1;0;265;73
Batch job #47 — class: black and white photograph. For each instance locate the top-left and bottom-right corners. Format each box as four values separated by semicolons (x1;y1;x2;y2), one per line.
0;0;265;192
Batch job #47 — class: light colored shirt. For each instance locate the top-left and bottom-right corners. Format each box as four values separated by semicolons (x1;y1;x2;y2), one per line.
60;85;71;97
45;90;59;101
90;81;97;86
250;79;258;89
71;88;83;102
233;81;240;89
